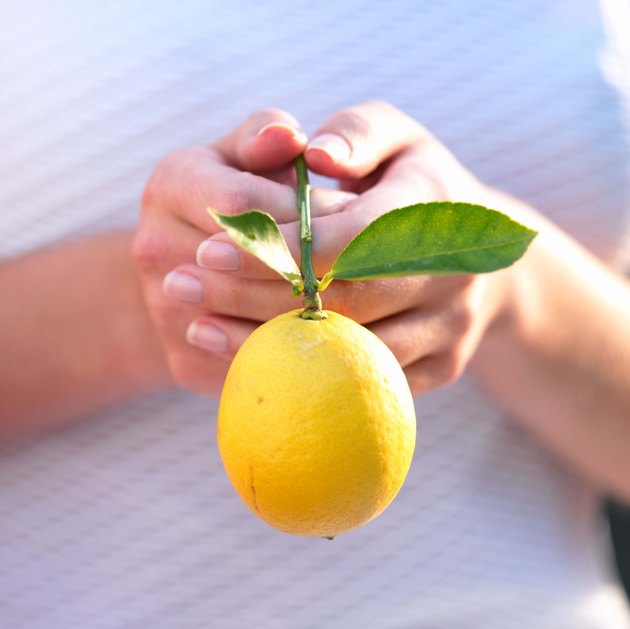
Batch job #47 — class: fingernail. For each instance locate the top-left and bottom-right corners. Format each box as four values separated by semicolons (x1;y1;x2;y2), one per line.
163;271;203;303
187;321;228;354
256;122;307;144
307;133;352;163
197;241;240;271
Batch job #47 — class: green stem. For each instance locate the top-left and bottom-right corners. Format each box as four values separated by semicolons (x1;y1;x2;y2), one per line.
295;155;326;320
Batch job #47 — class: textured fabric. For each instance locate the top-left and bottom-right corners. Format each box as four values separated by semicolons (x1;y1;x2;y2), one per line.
1;1;630;627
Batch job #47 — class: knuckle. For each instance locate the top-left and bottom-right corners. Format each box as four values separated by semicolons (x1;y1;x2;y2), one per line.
179;149;215;207
435;351;466;387
330;108;376;144
454;273;477;291
439;276;480;335
219;171;257;214
141;160;169;211
144;145;213;214
363;99;430;144
451;300;476;338
418;168;452;201
359;99;402;122
403;368;427;397
132;227;170;274
141;148;192;210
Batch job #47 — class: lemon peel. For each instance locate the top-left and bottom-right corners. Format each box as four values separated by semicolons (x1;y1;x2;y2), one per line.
217;310;416;538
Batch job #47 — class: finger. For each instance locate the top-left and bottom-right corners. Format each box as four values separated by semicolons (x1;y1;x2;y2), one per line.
139;269;231;395
133;216;205;279
368;275;490;364
186;314;258;358
213;108;307;173
195;188;358;279
305;144;458;273
403;354;460;397
367;279;493;395
193;151;425;280
194;144;460;282
366;308;456;369
162;262;457;326
304;100;427;179
143;146;299;234
142;248;264;394
367;310;465;397
162;264;305;320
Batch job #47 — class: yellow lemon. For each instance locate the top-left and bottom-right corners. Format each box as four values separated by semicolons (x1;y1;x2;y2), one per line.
217;309;416;538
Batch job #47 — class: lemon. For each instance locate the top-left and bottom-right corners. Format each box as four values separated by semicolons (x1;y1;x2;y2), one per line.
217;309;416;538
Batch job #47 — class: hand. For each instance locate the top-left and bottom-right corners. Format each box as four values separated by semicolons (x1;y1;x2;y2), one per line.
145;101;518;395
133;109;355;394
298;101;517;393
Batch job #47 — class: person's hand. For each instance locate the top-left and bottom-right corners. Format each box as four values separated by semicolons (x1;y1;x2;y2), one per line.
296;100;514;393
144;101;523;396
133;110;355;394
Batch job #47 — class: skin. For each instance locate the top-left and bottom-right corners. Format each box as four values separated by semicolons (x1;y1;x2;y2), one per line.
1;101;629;502
0;232;170;436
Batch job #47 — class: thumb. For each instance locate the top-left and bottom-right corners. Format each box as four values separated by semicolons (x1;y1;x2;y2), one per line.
213;108;307;173
305;100;426;180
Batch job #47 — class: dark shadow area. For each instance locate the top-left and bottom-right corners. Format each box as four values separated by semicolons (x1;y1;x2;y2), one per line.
607;500;630;599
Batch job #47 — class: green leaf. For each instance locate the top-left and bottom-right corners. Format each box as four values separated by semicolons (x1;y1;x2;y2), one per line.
208;208;302;288
319;202;537;290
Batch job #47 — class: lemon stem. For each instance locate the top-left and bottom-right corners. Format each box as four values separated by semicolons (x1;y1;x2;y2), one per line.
295;155;326;320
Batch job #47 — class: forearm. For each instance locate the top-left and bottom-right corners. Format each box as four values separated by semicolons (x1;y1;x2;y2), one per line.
0;231;171;437
472;214;630;500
